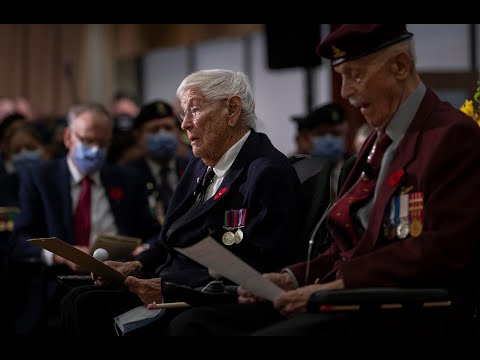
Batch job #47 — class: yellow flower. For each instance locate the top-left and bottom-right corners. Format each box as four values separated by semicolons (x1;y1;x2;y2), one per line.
460;82;480;127
460;100;475;118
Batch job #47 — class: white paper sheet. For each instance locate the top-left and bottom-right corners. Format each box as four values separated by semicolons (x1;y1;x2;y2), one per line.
174;236;285;301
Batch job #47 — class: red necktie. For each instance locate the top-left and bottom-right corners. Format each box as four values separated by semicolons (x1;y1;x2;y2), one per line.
327;132;392;243
74;176;93;247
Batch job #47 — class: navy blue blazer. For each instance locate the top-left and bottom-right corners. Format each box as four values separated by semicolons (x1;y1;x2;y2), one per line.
0;172;20;256
12;158;161;258
137;130;303;288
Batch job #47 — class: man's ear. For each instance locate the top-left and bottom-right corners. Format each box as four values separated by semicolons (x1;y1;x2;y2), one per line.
227;96;242;126
391;52;411;80
64;127;73;149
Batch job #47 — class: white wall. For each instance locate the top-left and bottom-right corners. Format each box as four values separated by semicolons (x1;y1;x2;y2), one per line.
408;24;470;71
142;46;188;105
143;24;475;156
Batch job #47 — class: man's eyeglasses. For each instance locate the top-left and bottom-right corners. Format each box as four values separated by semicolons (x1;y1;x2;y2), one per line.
178;106;201;124
178;98;229;125
71;130;110;148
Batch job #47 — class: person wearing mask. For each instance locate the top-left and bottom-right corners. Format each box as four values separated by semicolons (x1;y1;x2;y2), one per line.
0;124;50;335
107;92;141;164
10;103;161;334
60;69;302;336
291;103;349;197
169;24;480;336
126;100;190;236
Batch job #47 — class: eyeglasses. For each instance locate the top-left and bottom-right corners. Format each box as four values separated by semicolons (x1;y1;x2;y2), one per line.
179;106;201;124
71;130;110;148
178;98;229;125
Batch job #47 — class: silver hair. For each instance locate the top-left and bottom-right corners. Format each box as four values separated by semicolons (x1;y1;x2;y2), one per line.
67;102;112;127
379;37;417;65
176;69;257;129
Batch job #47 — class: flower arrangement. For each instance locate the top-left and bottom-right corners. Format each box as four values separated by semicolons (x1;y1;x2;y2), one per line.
460;81;480;126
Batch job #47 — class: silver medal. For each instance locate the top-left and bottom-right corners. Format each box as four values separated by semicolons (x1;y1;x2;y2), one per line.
222;231;235;246
234;228;243;244
396;220;409;239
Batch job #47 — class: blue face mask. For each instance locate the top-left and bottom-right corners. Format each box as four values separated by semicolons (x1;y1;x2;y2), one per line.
11;149;44;171
72;142;107;174
146;131;177;160
312;134;345;161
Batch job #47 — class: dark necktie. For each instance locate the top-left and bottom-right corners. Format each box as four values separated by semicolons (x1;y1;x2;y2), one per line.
327;132;392;243
74;176;93;247
196;166;215;207
158;167;174;208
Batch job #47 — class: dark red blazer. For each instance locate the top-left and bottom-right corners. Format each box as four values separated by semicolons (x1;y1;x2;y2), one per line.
289;88;480;296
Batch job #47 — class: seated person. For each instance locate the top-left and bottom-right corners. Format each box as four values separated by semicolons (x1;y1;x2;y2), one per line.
126;99;190;233
291;103;349;197
168;24;480;336
0;124;50;335
11;103;161;334
61;69;303;336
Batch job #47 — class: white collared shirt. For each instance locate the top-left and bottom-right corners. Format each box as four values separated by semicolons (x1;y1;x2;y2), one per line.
42;157;118;265
204;130;251;200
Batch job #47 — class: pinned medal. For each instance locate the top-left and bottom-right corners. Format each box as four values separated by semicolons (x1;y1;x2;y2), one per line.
223;208;247;245
222;231;235;246
397;221;409;239
408;192;424;237
410;219;423;237
234;228;243;244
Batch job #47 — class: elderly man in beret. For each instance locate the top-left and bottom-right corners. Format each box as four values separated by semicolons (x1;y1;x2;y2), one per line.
169;24;480;336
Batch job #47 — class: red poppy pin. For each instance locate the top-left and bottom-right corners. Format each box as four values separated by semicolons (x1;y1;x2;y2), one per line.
109;187;124;201
214;187;227;201
389;169;405;187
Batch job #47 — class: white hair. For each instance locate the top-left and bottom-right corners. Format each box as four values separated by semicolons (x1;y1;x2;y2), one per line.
177;69;257;129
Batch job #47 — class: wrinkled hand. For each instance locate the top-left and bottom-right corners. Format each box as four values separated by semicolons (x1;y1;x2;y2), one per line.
124;276;162;305
238;272;294;304
274;279;345;317
92;260;143;286
54;246;89;272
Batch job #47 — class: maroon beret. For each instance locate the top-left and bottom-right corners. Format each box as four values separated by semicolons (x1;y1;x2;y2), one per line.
316;24;413;66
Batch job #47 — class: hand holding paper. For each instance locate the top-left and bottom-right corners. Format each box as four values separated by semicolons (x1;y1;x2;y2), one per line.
174;236;285;302
28;237;126;284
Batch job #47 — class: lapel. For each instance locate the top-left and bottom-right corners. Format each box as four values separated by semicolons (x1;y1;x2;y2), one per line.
139;158;156;186
99;166;124;230
356;89;436;253
165;131;256;241
59;159;75;244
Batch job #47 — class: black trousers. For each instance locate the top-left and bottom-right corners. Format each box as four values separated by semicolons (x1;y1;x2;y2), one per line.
61;285;142;336
168;302;461;336
60;284;189;336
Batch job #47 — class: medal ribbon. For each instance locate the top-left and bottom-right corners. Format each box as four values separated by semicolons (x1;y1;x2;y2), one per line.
408;192;424;225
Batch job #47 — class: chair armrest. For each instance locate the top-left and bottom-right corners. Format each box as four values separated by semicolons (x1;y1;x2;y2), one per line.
57;275;93;287
307;288;451;313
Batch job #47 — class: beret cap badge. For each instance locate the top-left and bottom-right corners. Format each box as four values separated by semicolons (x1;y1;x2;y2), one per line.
332;45;346;59
156;102;166;116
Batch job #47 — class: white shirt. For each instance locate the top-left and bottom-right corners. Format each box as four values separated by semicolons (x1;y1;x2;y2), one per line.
204;130;251;201
42;157;118;265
